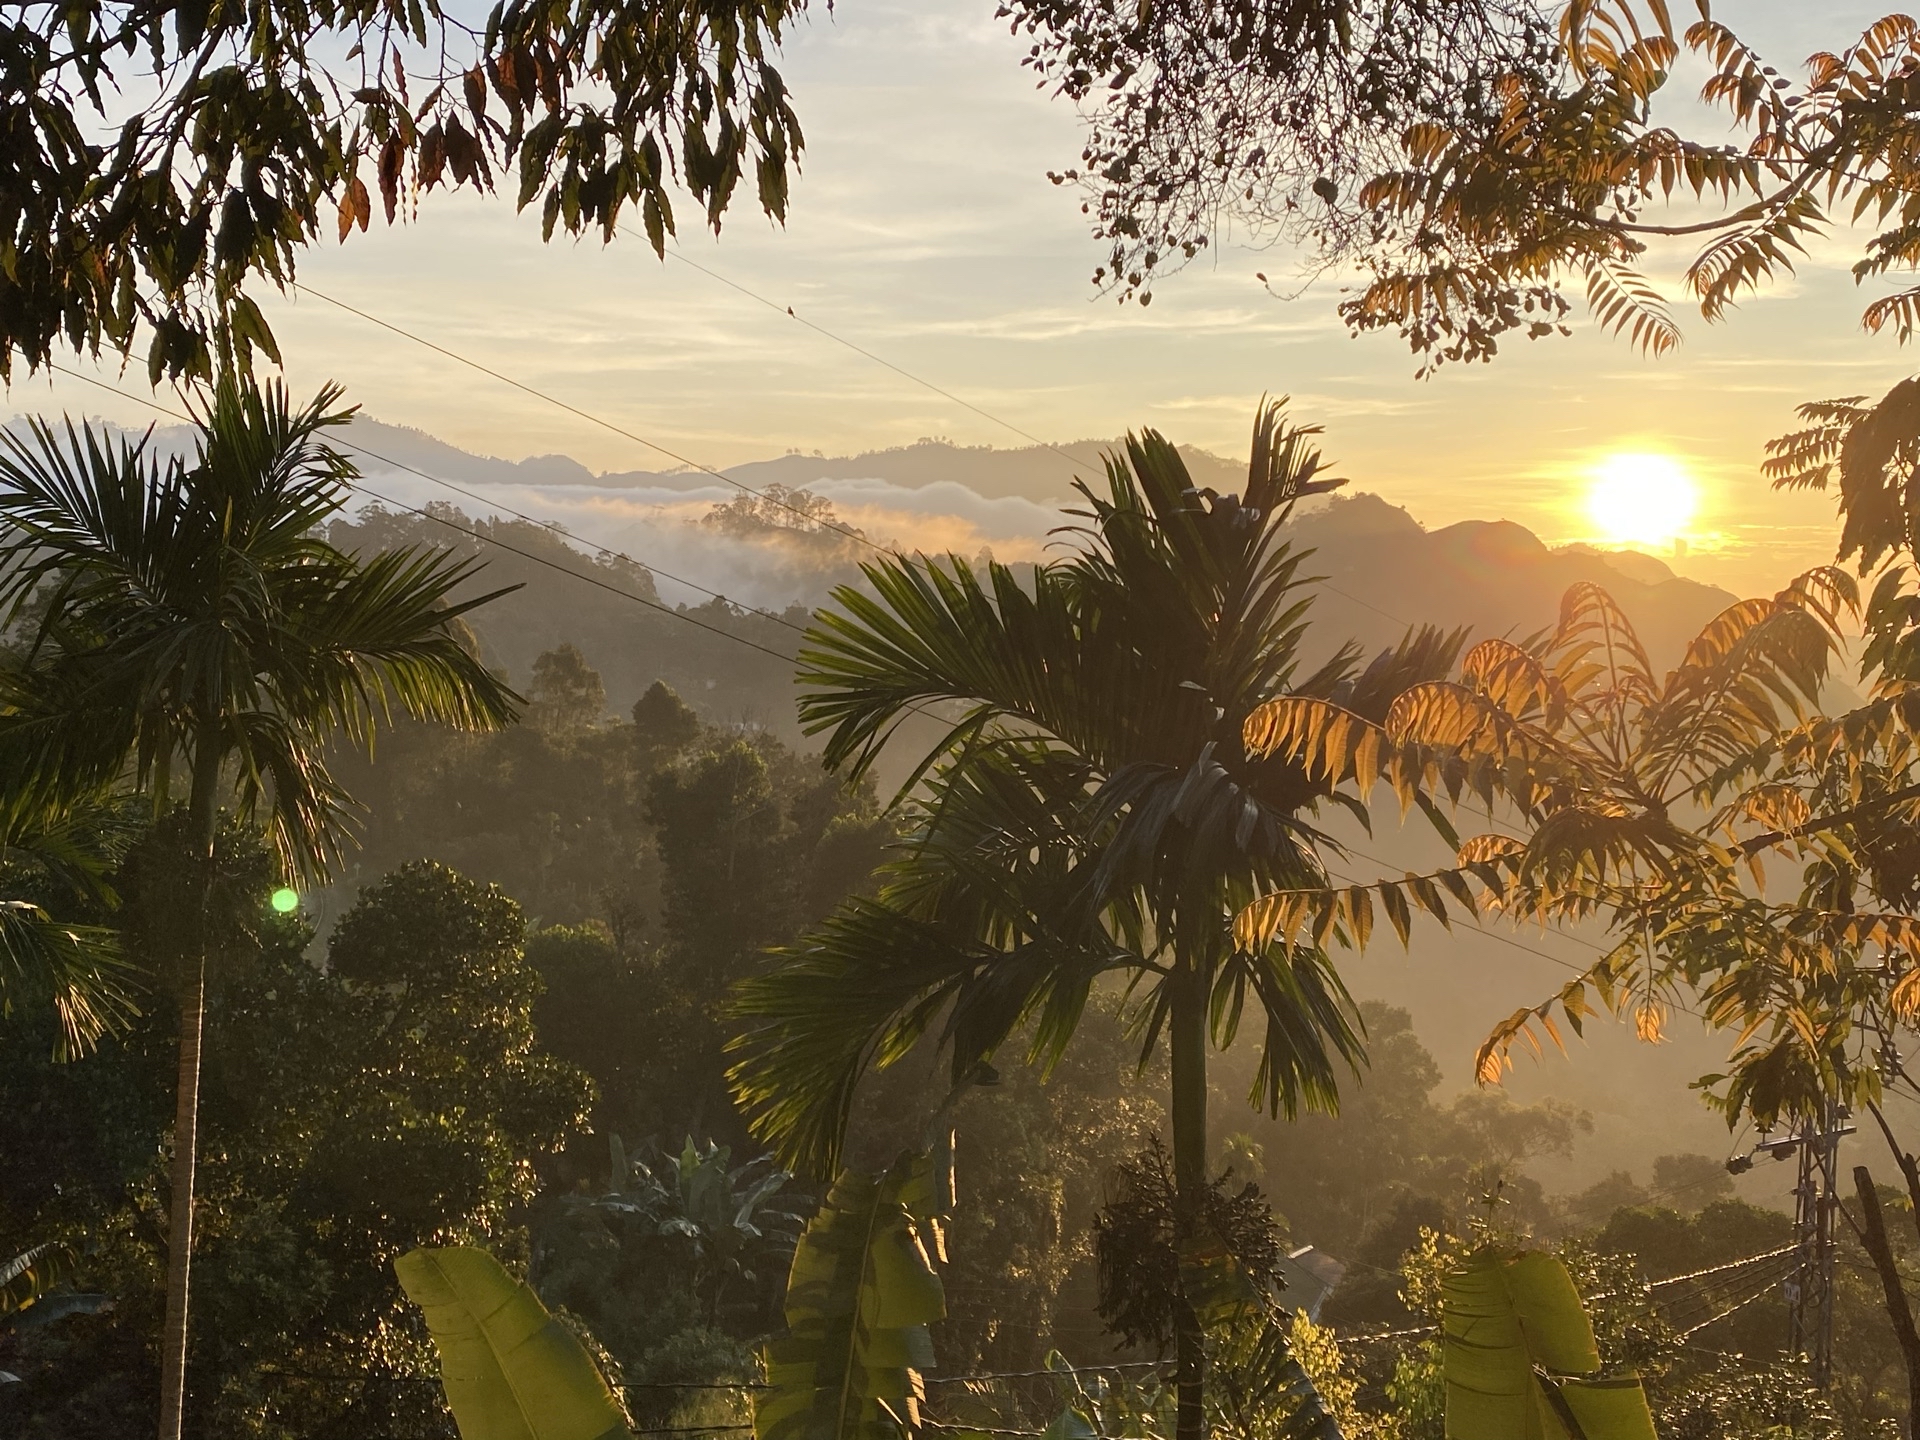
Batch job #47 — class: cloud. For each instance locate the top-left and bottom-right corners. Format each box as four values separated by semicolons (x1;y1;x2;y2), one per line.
345;459;1071;611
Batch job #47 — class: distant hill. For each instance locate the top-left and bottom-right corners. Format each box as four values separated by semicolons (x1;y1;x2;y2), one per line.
718;437;1244;501
1286;493;1737;670
339;417;1243;500
311;421;1744;720
11;411;1742;700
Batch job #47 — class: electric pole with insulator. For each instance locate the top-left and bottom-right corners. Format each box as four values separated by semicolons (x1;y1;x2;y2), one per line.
1727;1100;1854;1384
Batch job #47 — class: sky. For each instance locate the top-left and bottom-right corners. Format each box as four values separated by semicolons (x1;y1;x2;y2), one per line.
11;0;1914;598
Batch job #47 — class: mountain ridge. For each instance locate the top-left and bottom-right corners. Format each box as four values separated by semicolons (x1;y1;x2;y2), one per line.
337;417;1251;498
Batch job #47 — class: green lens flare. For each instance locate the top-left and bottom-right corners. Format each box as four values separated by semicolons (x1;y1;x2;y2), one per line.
270;887;300;914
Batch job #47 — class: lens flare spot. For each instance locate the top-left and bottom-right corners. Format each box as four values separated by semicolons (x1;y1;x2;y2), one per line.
270;887;300;914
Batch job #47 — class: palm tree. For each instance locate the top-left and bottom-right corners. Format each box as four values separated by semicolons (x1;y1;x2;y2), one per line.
0;372;520;1440
729;401;1459;1440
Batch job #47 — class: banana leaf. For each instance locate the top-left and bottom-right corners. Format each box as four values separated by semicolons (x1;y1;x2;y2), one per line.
0;1240;106;1335
1442;1250;1656;1440
1;1243;69;1319
395;1246;634;1440
1209;1312;1343;1440
757;1150;946;1440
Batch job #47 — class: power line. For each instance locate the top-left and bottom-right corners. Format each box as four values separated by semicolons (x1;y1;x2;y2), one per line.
1650;1245;1798;1293
328;436;813;635
1670;1280;1786;1342
342;483;801;662
302;269;1426;634
926;1364;1164;1384
665;248;1072;464
290;281;890;557
40;363;993;746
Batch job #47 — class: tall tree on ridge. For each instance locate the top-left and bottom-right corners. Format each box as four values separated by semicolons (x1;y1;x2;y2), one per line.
0;372;520;1440
730;400;1461;1440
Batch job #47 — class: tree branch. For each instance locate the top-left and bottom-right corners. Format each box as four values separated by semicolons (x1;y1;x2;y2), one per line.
1738;780;1920;856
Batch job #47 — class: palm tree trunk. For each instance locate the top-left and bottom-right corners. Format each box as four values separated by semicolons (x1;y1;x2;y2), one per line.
157;954;205;1440
1169;959;1209;1440
158;732;221;1440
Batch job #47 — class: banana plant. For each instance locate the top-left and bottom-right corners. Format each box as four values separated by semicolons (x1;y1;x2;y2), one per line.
396;1245;635;1440
585;1134;803;1323
1442;1249;1656;1440
1038;1353;1170;1440
755;1149;947;1440
1;1240;109;1352
2;1242;68;1323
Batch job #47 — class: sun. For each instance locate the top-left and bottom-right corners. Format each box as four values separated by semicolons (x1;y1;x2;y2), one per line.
1586;452;1698;548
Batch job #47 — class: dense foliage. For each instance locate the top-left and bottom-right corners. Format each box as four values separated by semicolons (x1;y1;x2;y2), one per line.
1007;0;1554;309
4;0;806;381
335;648;892;1139
0;854;590;1439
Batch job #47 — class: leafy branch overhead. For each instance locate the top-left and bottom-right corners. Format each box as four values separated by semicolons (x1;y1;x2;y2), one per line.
2;0;805;381
1331;3;1920;371
1038;0;1920;375
1001;0;1557;309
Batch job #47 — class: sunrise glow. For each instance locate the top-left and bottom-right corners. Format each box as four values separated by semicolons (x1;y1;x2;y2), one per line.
1586;453;1699;549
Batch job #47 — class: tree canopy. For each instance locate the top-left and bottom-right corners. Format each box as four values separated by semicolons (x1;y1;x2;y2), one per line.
4;0;806;381
1008;0;1554;309
1297;3;1920;372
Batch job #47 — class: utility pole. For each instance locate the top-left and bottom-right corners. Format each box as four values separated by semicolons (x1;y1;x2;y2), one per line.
1729;1100;1854;1385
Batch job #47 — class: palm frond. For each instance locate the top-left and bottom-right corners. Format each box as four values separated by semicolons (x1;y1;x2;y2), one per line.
1473;946;1635;1084
727;896;1114;1177
1216;943;1364;1120
0;785;139;1056
0;899;135;1057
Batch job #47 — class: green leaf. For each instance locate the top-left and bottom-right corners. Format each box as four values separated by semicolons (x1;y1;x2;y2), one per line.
1441;1249;1655;1440
1;1242;73;1321
757;1151;945;1440
1209;1314;1344;1440
394;1246;634;1440
1041;1407;1099;1440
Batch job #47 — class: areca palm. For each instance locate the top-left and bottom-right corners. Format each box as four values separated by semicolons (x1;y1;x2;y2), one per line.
0;372;519;1440
729;401;1460;1440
